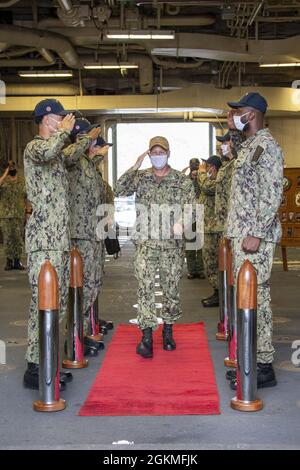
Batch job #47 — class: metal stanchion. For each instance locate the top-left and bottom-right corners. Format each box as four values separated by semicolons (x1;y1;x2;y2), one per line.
33;260;65;412
224;241;237;368
231;260;263;412
216;238;229;341
63;248;88;369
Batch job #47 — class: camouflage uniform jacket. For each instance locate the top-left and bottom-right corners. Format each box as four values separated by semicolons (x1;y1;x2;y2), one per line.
67;152;104;240
225;128;283;243
115;167;195;249
0;174;26;219
24;130;91;252
214;159;235;233
198;173;217;233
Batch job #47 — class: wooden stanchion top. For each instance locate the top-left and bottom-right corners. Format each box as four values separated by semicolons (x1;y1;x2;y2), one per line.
70;247;83;288
218;238;230;271
227;241;234;287
237;260;257;310
38;260;59;310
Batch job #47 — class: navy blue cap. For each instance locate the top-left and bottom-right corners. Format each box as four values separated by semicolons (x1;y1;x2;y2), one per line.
70;118;100;141
96;136;113;147
216;132;230;143
227;92;268;113
206;155;222;170
33;98;71;117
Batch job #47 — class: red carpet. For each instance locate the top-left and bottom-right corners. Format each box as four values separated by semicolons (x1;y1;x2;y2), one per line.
79;322;220;416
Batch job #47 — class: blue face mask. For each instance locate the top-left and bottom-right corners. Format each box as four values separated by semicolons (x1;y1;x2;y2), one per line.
150;154;168;170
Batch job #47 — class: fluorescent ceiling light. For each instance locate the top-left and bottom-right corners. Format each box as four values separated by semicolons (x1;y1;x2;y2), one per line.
18;70;73;77
105;30;175;40
84;64;139;70
260;63;300;68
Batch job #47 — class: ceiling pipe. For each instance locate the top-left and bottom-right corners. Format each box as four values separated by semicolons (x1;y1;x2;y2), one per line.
0;59;56;67
151;55;204;69
38;48;56;64
0;42;9;53
0;0;21;7
5;83;82;96
0;25;80;68
37;14;215;30
0;47;36;58
150;32;300;64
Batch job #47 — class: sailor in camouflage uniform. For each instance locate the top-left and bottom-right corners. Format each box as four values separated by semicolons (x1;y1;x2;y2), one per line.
66;118;104;351
115;136;195;358
225;92;283;389
23;99;94;390
215;132;236;234
182;158;205;280
198;155;222;307
0;161;27;270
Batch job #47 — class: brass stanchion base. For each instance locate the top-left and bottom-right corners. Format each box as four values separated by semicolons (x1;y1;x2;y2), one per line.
230;397;263;412
86;334;103;343
62;359;88;369
33;398;66;412
216;332;227;341
224;357;237;368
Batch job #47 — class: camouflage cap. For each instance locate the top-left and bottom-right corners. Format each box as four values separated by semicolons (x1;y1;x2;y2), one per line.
149;136;169;151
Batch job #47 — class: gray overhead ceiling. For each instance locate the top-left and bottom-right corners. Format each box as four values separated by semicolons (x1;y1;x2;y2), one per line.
1;0;300;95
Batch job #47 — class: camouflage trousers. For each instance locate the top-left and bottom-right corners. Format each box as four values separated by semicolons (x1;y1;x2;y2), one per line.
231;238;276;364
185;249;204;276
1;218;24;259
202;232;222;290
26;250;70;364
73;239;103;335
134;244;184;330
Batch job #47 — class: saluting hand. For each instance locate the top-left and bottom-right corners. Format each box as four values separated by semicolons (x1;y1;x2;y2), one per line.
227;110;235;130
87;126;101;141
133;150;149;171
60;114;75;132
198;162;206;174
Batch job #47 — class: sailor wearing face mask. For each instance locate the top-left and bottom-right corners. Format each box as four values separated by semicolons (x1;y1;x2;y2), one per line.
225;92;284;391
214;132;236;237
23;99;95;390
66;118;108;354
198;155;222;308
0;160;28;270
115;136;195;358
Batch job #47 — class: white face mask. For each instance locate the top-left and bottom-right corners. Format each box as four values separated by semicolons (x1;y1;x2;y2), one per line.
150;154;168;170
221;144;230;156
233;111;250;131
207;170;213;178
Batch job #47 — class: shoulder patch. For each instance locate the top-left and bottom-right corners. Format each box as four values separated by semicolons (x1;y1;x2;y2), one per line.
252;145;264;163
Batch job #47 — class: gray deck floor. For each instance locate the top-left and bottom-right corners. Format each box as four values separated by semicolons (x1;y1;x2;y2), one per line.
0;241;300;450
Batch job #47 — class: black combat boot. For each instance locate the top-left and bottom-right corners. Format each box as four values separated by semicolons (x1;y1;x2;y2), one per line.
136;327;153;358
13;259;26;270
23;362;67;391
226;369;236;381
4;258;13;271
201;289;219;308
99;318;114;330
229;363;277;390
257;363;277;388
84;336;105;351
162;324;176;351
